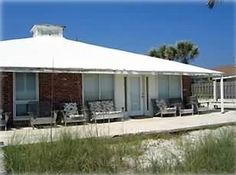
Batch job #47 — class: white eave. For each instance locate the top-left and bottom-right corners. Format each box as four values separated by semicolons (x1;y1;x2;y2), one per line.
0;36;222;76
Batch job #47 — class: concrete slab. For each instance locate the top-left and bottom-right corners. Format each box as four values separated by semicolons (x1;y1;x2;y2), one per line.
0;110;235;145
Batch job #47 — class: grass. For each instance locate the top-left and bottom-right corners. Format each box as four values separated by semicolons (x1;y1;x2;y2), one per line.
3;130;143;174
3;127;236;174
147;128;236;174
182;128;236;174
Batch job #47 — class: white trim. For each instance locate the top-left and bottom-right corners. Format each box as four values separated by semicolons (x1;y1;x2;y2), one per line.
213;75;236;80
0;67;222;77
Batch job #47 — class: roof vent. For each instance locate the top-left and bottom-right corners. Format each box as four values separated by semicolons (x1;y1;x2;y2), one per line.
30;24;65;37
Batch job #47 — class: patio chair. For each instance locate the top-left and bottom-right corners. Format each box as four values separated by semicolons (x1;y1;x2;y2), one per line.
28;101;57;129
168;98;194;117
189;96;210;114
151;99;177;117
88;99;124;123
62;102;87;126
0;109;10;131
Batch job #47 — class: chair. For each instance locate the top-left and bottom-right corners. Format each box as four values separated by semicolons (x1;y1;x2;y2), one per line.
88;99;124;122
151;99;177;117
189;96;210;114
179;103;194;117
28;101;57;129
62;102;87;126
168;98;194;117
0;109;9;131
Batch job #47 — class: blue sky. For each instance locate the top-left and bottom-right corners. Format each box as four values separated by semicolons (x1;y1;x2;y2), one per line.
1;1;235;69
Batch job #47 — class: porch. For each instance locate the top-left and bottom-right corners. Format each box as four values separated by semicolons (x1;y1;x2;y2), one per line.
0;110;235;145
1;72;184;127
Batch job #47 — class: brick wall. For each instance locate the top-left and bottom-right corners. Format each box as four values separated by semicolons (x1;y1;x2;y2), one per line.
39;73;82;108
182;75;192;100
1;72;13;122
1;72;13;114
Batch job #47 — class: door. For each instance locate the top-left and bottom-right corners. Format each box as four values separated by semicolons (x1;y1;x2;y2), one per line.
128;76;143;116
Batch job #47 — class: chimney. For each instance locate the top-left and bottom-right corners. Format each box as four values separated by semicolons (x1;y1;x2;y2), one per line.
30;24;65;37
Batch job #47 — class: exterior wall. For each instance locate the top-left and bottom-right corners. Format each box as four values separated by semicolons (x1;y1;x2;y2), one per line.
1;72;13;122
1;73;13;114
1;71;184;124
39;73;82;108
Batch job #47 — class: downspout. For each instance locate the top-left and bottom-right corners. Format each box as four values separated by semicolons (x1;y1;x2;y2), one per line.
220;75;224;113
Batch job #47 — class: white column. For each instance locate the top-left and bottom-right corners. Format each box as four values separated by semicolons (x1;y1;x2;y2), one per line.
0;73;2;120
213;80;217;101
220;76;224;113
0;72;2;110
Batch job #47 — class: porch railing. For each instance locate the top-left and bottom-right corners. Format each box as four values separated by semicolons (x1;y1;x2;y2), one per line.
191;81;236;100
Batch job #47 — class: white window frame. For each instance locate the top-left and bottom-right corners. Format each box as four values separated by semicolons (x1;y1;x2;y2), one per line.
156;75;181;99
82;74;114;103
13;72;39;120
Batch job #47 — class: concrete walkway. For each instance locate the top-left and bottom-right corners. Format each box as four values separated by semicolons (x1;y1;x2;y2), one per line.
0;110;235;145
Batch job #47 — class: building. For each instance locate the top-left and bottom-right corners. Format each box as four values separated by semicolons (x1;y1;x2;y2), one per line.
0;24;223;125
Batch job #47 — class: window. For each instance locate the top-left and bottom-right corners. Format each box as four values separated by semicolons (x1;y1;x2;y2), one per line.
15;73;37;116
84;74;114;102
157;75;181;99
169;76;181;98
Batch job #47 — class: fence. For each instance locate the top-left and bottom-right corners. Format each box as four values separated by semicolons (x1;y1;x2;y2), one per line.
191;80;236;100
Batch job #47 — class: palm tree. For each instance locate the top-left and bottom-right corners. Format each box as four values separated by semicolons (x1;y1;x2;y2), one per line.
208;0;216;9
175;41;199;64
148;41;199;64
164;46;177;61
149;45;167;58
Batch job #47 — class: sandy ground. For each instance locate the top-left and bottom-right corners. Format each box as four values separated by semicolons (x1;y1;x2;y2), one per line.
0;110;235;145
0;110;235;173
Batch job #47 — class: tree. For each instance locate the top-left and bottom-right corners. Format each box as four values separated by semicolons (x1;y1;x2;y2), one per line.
148;41;199;64
175;41;199;64
149;45;166;58
208;0;215;9
148;45;177;60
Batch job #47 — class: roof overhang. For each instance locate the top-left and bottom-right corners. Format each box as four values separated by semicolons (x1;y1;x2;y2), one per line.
0;67;221;77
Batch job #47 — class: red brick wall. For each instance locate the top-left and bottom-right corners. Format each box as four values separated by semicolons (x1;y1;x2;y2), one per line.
1;72;13;120
182;75;192;100
39;73;82;108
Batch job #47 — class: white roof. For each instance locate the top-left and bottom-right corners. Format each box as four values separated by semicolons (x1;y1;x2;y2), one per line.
0;36;222;76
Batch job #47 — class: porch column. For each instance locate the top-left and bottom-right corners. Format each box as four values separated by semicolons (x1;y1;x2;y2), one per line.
213;80;217;101
220;75;224;113
0;72;3;120
0;72;2;110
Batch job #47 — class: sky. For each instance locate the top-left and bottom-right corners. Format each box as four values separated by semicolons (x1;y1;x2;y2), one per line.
0;0;235;69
